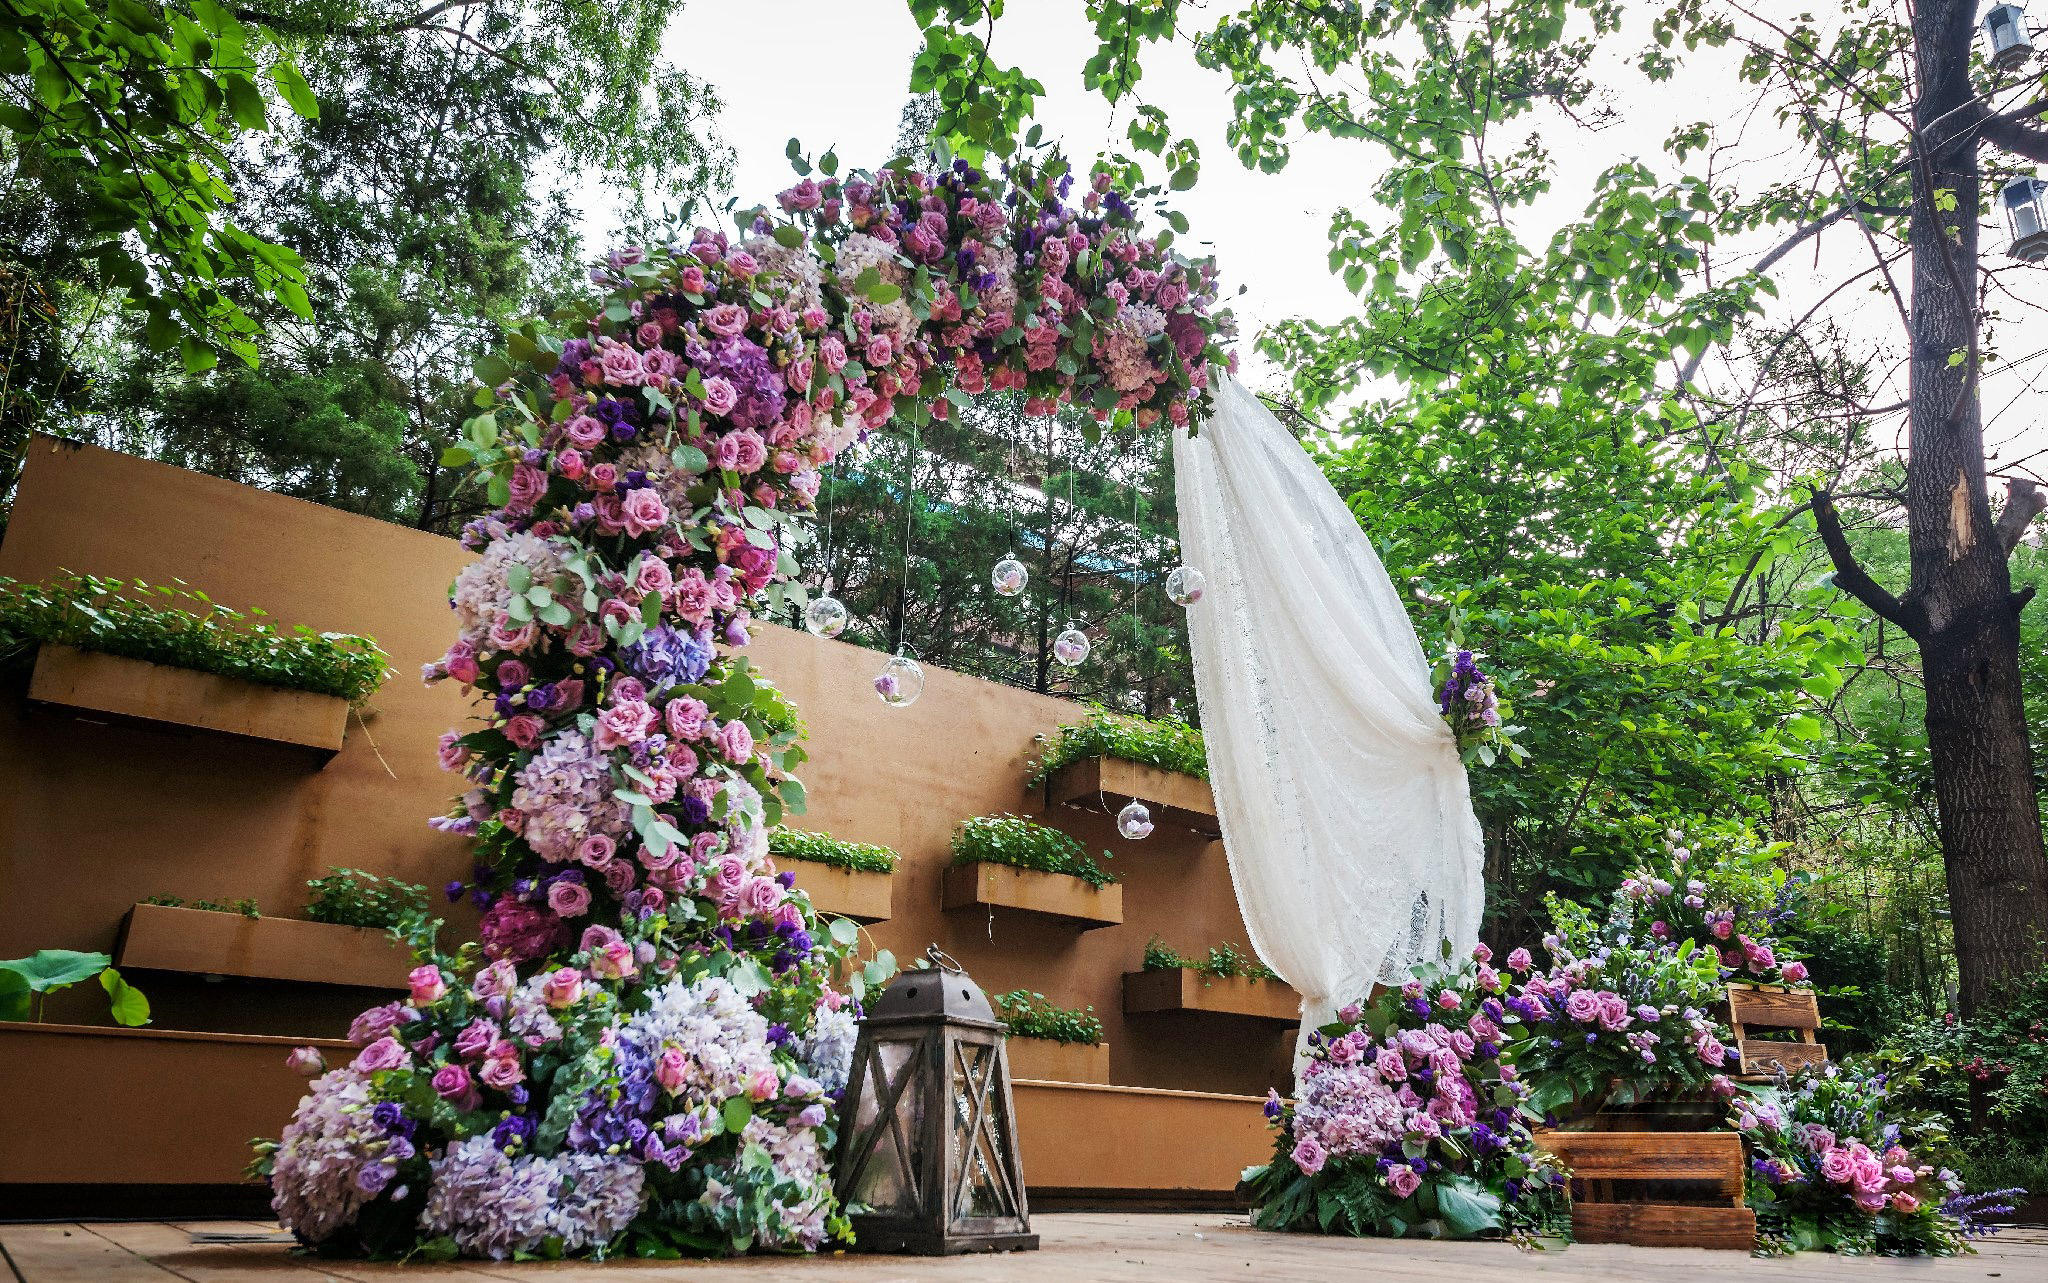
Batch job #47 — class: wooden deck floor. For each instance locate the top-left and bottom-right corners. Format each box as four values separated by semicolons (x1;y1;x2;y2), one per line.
4;1215;2044;1281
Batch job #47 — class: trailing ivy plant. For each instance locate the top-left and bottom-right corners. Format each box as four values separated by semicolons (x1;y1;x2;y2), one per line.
0;949;149;1025
993;989;1104;1046
1026;706;1207;787
304;867;428;930
950;814;1116;888
0;574;388;703
768;828;898;875
1143;936;1280;982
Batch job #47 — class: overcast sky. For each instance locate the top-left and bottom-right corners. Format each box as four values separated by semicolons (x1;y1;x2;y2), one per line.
624;1;2048;482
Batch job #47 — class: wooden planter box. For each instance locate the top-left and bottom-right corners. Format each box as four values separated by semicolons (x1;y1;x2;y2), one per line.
1046;756;1219;838
1533;1128;1755;1250
1122;967;1299;1024
116;902;413;990
784;861;893;924
942;862;1123;929
0;1023;352;1186
1006;1036;1110;1084
1726;983;1828;1080
27;643;349;757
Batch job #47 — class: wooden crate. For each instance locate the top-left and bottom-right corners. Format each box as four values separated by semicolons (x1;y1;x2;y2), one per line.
1533;1127;1756;1250
1726;983;1828;1081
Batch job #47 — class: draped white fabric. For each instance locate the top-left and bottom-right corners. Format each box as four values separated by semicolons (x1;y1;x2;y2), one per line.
1174;376;1485;1069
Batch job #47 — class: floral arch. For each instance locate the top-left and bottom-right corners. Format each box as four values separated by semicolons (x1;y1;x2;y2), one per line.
261;152;1233;1259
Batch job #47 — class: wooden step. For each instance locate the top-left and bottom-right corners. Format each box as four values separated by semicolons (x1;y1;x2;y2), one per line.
1532;1129;1744;1202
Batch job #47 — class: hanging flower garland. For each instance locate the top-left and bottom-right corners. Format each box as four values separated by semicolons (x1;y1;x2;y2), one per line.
257;149;1232;1260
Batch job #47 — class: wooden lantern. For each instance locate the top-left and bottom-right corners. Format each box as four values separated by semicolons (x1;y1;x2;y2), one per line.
832;949;1038;1255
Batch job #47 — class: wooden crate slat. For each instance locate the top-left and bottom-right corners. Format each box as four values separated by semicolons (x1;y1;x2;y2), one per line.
1726;985;1821;1032
1571;1203;1756;1251
1532;1130;1744;1201
1736;1039;1830;1078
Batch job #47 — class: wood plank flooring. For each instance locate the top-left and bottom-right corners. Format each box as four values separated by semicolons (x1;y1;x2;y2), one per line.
3;1215;2043;1281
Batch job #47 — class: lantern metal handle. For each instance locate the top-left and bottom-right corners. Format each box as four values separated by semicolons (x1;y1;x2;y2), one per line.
924;944;966;974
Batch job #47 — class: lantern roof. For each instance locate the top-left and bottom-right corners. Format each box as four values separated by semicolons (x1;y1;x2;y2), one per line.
867;949;1000;1027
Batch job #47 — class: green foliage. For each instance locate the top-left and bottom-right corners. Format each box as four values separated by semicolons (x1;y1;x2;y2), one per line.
991;989;1103;1046
768;828;898;876
1026;705;1207;786
1141;936;1278;982
1880;967;2048;1150
949;813;1115;888
193;897;261;919
82;0;730;532
304;868;429;931
0;949;149;1026
0;573;388;703
0;0;316;370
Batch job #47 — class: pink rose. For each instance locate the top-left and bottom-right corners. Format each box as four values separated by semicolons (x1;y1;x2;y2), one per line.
496;658;530;689
717;718;755;763
1819;1148;1855;1184
819;334;848;372
540;967;583;1009
620;487;669;537
437;731;470;773
1385;1165;1422;1199
564;415;607;449
1564;989;1601;1023
589;940;637;980
577;834;617;869
431;1063;474;1101
748;1068;780;1101
507;463;546;510
408;965;447;1006
1435;990;1461;1010
1781;960;1809;983
453;1019;497;1060
634;554;673;597
1505;947;1533;973
594;699;658;750
479;1045;524;1090
1291;1135;1327;1175
353;1036;408;1073
740;876;784;917
503;714;543;749
1375;1048;1408;1082
701;375;739;416
704;303;748;336
677;264;707;294
547;879;592;917
1891;1193;1919;1214
665;697;711;740
472;960;518;1000
655;1047;689;1093
285;1046;326;1077
727;430;767;474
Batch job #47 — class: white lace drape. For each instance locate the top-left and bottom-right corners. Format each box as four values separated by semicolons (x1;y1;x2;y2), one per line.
1174;376;1485;1070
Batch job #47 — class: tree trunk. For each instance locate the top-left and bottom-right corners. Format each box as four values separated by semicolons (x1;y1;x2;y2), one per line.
1906;0;2048;1014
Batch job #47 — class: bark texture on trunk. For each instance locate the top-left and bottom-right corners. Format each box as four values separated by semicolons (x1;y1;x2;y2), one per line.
1905;0;2048;1014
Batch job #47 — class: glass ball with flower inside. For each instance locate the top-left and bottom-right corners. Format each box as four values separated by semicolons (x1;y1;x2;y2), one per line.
1053;622;1090;668
874;651;925;708
1117;799;1154;840
991;555;1028;597
1165;564;1206;606
804;593;848;639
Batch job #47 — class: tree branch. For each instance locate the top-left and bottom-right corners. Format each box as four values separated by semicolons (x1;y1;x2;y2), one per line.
1809;486;1917;632
1995;476;2045;553
1973;100;2048;163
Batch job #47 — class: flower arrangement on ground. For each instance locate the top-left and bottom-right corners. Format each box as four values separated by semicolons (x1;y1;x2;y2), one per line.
1734;1062;2021;1255
1244;944;1568;1241
1614;829;1811;987
259;149;1225;1261
1513;893;1738;1115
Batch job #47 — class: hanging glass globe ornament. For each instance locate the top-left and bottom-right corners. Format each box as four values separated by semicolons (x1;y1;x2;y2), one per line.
1165;564;1207;606
1117;799;1155;840
874;651;925;708
804;594;848;639
1053;622;1091;668
991;554;1029;597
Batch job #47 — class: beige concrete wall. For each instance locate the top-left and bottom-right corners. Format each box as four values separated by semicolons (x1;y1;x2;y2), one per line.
0;436;1293;1099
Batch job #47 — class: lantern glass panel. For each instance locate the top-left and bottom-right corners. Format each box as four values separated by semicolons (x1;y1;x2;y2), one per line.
949;1041;1016;1221
850;1038;926;1215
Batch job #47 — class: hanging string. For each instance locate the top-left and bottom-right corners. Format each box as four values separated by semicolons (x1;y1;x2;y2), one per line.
893;407;922;654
